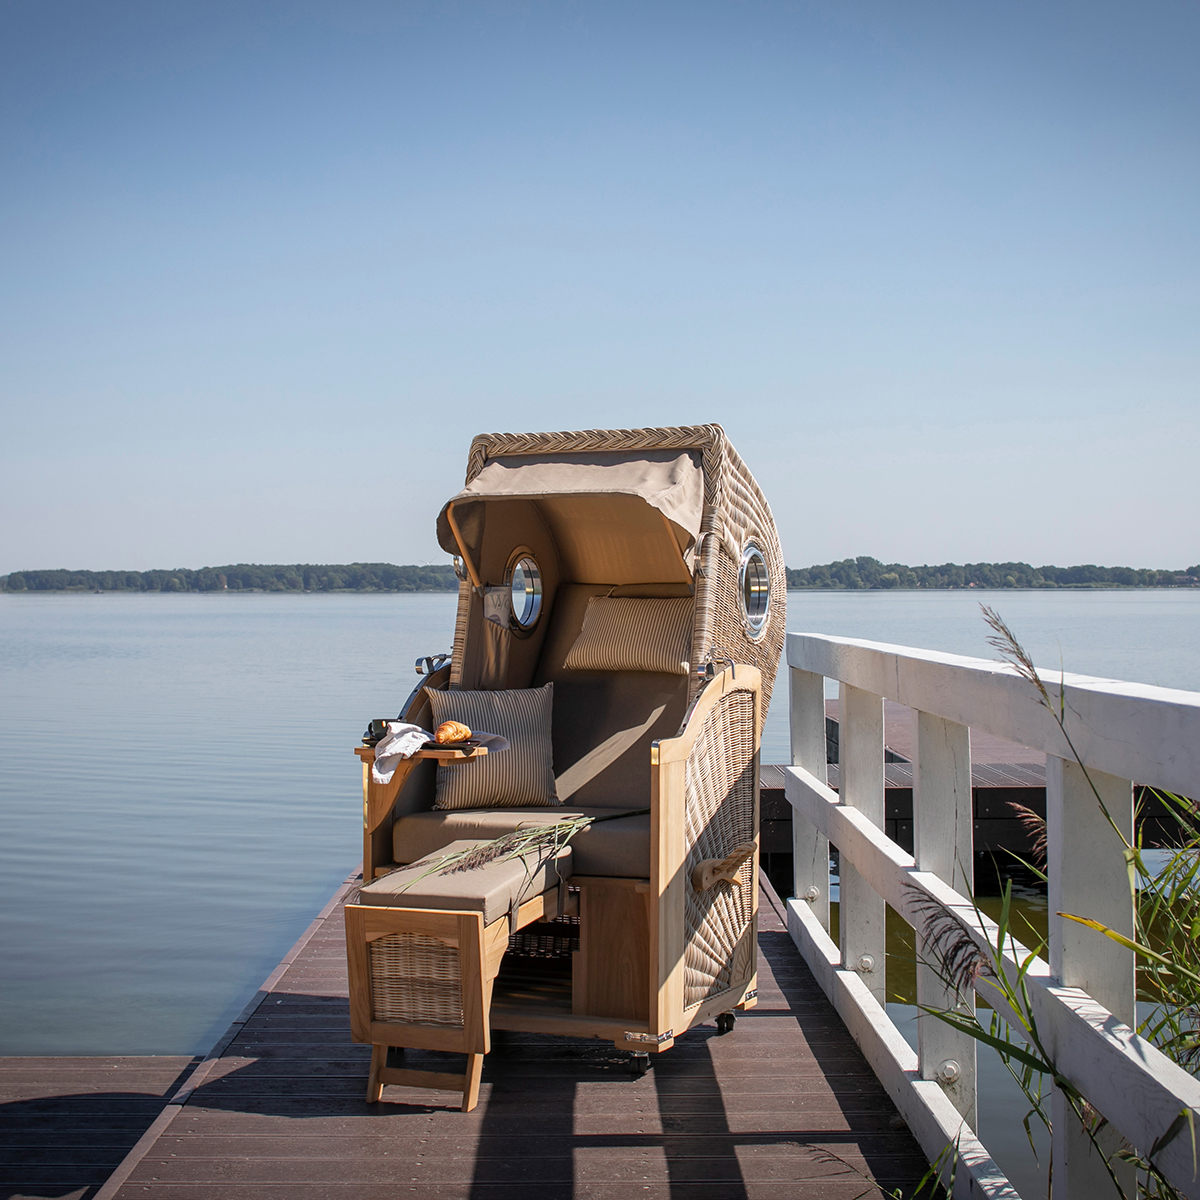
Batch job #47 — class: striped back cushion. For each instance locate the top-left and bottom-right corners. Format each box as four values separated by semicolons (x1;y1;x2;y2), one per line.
428;683;558;810
563;597;693;675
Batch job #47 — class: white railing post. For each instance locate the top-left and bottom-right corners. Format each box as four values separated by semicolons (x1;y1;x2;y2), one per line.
839;683;886;1005
912;712;977;1127
790;666;830;930
1047;758;1136;1200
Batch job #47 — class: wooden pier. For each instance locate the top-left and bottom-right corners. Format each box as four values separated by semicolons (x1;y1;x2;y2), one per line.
2;875;930;1200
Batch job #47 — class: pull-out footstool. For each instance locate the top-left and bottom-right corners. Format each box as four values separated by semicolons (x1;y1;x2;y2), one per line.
345;839;573;1111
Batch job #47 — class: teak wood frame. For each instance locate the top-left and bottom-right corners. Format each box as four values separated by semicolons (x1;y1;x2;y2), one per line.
355;744;486;882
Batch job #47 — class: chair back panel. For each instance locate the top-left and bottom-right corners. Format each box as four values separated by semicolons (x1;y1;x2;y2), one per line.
535;584;690;809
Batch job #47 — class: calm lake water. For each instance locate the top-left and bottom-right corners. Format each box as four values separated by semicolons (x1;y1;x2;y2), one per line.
2;588;1197;1192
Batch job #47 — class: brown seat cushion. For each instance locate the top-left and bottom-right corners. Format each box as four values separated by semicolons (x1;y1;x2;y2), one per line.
393;809;651;880
359;839;573;926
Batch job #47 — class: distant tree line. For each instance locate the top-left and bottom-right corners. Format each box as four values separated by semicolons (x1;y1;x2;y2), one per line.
0;563;460;593
4;557;1198;593
786;557;1200;590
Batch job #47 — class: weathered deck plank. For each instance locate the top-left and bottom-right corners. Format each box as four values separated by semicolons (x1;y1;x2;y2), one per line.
89;873;930;1200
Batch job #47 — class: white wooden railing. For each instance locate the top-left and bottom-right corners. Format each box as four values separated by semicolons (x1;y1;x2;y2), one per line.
785;632;1200;1200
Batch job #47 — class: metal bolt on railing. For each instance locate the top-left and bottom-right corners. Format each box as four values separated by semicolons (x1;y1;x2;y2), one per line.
857;954;875;974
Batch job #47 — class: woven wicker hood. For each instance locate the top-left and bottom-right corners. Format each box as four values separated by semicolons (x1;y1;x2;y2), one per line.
438;424;786;729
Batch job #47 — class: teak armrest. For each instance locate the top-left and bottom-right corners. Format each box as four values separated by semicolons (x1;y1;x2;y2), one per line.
354;743;490;880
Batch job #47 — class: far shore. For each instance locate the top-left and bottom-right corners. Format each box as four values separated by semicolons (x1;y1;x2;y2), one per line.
3;556;1197;595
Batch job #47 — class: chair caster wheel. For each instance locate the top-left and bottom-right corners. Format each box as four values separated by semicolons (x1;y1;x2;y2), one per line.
716;1011;737;1034
629;1052;650;1077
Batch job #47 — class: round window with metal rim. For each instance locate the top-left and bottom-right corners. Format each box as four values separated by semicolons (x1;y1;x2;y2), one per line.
739;543;770;639
508;553;543;632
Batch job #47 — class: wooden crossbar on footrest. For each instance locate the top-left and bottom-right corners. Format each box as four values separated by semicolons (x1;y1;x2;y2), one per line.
377;1067;471;1091
366;1044;486;1111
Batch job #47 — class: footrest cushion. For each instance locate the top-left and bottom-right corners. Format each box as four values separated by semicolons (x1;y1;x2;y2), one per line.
358;840;572;926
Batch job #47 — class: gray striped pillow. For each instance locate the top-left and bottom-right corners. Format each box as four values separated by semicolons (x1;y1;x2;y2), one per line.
428;683;558;810
563;597;693;675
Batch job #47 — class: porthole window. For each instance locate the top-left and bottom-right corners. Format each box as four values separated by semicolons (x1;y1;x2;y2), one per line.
739;543;770;639
508;554;543;631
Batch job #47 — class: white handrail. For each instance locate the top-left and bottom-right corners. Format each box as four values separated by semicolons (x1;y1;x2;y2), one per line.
785;631;1200;1200
792;633;1200;799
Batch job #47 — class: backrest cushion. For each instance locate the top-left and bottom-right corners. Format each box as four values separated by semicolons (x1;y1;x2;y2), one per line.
427;683;558;810
534;585;690;809
563;596;693;675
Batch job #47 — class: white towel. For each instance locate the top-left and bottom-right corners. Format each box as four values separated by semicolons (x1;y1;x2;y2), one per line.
371;722;432;784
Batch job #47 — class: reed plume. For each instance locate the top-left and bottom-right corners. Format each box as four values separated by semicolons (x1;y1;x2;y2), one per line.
905;883;995;1000
1007;801;1048;869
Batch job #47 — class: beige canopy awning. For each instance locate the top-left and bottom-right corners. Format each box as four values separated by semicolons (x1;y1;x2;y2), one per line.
436;449;705;584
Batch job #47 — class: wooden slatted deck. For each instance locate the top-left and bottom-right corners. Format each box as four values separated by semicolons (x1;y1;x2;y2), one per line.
3;876;931;1200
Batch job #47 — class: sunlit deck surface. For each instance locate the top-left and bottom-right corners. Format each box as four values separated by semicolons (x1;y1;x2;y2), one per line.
3;875;930;1200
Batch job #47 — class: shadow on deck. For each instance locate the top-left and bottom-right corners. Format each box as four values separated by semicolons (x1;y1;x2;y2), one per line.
0;1055;198;1200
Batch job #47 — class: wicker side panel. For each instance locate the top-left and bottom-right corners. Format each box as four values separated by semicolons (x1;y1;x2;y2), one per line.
714;437;773;560
690;533;785;730
369;932;465;1028
703;437;787;722
683;689;757;1009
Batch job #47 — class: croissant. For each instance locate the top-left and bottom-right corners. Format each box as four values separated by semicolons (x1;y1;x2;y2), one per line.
434;720;472;744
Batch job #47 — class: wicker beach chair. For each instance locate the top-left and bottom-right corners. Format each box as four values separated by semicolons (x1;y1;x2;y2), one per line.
348;424;785;1091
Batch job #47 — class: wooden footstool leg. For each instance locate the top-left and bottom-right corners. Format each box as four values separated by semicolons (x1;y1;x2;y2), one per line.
461;1052;484;1112
367;1043;386;1103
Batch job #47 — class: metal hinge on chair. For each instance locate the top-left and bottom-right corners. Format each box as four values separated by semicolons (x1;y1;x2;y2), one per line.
695;645;736;683
398;653;451;719
624;1030;673;1045
415;653;451;677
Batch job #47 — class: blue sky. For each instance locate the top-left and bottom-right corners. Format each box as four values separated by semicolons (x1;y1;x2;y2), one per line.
2;1;1197;573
